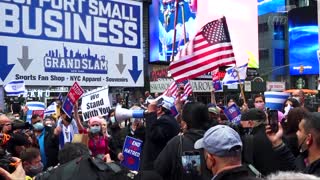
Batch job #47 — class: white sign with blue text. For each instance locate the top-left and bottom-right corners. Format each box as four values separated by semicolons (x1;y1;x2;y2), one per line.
0;0;143;87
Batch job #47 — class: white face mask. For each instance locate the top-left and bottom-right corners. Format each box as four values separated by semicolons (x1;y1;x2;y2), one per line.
284;104;292;115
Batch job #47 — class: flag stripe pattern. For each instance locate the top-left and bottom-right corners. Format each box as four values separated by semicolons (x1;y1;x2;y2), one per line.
163;81;178;97
4;80;27;96
181;81;192;100
169;17;236;82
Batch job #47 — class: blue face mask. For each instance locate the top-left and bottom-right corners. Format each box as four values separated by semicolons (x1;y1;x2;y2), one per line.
33;122;44;131
90;126;101;134
110;117;116;124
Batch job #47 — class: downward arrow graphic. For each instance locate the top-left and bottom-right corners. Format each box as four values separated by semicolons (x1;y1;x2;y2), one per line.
0;46;14;81
116;53;126;74
18;46;33;71
128;56;142;83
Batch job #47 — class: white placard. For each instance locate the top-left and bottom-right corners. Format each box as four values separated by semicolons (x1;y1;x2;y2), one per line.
81;87;111;121
266;81;286;92
244;81;251;92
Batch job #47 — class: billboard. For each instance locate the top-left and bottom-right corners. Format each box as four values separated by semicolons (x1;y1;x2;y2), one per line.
149;0;258;68
0;0;143;87
258;0;285;16
289;6;318;75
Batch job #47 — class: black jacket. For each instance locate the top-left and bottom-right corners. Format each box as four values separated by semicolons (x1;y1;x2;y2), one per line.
154;129;212;180
44;126;59;169
274;142;320;177
242;125;293;175
303;158;320;176
141;112;180;170
214;165;262;180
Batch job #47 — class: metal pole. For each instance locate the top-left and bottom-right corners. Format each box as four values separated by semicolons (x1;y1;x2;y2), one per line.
170;0;179;62
179;1;187;44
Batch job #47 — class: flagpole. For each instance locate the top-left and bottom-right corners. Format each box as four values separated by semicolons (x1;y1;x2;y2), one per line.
179;1;187;44
235;65;247;105
170;0;179;62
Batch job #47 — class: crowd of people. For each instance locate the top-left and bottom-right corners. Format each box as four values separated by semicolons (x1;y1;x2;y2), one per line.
0;89;319;179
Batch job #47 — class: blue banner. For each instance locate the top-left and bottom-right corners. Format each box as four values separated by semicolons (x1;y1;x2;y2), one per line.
121;136;143;171
224;104;241;125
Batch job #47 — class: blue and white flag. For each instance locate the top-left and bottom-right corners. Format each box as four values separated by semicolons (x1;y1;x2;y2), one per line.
222;63;248;85
264;91;290;111
26;101;46;123
4;80;26;96
44;102;57;117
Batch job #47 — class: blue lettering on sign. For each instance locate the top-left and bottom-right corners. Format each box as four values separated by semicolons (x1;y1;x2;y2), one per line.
0;0;141;49
43;45;108;74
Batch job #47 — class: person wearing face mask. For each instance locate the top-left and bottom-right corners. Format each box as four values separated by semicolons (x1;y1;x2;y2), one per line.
240;108;290;175
87;117;111;162
56;107;79;149
266;112;320;176
194;125;261;180
291;89;305;107
31;114;59;170
20;147;43;177
253;94;266;112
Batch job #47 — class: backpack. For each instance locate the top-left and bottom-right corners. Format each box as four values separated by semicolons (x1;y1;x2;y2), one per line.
242;134;263;178
35;156;133;180
174;134;211;180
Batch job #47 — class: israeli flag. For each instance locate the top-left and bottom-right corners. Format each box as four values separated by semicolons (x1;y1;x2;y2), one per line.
44;102;57;116
222;63;248;85
4;80;27;96
265;91;290;111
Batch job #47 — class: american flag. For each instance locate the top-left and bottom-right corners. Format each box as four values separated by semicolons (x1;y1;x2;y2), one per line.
169;17;236;82
162;80;192;100
181;81;192;100
162;81;178;97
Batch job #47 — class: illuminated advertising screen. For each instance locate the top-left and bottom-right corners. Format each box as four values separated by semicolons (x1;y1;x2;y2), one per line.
149;0;259;68
258;0;285;16
289;6;318;75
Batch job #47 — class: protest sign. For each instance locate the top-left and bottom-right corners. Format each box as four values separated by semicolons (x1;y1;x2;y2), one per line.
62;82;84;118
224;104;242;125
32;110;44;119
81;87;111;121
121;136;143;171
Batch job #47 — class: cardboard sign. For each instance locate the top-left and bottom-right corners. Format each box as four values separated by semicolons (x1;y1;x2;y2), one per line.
121;136;143;171
81;87;111;121
212;80;223;92
62;97;74;118
62;82;84;118
68;82;84;104
224;104;242;125
32;110;44;119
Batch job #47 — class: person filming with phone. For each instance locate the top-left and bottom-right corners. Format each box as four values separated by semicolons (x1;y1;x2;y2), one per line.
266;112;320;176
240;108;293;176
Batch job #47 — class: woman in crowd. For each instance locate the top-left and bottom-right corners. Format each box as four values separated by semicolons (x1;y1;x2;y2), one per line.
87;117;111;162
282;107;307;157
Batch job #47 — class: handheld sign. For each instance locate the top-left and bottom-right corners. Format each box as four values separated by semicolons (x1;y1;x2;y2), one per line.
224;104;242;125
32;110;44;119
121;136;143;171
81;87;111;121
62;82;84;118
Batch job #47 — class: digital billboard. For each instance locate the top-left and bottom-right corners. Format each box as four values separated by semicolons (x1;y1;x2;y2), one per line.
289;6;318;75
149;0;259;69
258;0;285;16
